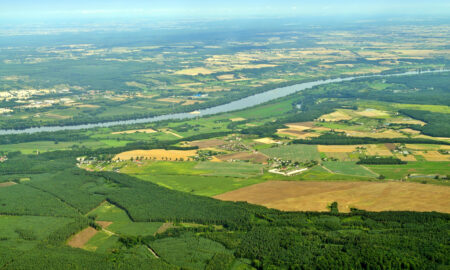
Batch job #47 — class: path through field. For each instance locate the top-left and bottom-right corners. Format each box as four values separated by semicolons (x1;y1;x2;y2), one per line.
215;181;450;213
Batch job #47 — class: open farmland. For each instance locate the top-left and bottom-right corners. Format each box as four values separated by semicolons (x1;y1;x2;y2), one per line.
114;149;197;161
322;162;378;178
216;152;269;163
366;162;450;179
260;144;321;161
215;181;450;213
111;128;157;134
189;139;225;148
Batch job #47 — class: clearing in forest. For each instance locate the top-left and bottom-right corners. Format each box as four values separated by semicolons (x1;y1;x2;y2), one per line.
67;227;98;248
114;149;197;161
215;181;450;213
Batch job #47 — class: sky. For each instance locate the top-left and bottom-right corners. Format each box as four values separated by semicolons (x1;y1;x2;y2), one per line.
1;0;449;20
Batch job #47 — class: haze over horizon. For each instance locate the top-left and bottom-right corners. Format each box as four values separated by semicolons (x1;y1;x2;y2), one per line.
1;0;450;21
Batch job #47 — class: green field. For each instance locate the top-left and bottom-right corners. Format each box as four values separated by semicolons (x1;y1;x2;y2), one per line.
260;144;321;162
133;174;264;197
322;162;378;178
194;162;263;178
366;162;450;180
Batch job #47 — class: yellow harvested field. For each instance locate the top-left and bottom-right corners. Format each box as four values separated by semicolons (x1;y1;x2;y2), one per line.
76;104;100;108
214;181;450;213
318;110;352;121
288;122;315;128
67;227;98;248
217;74;235;80
341;130;406;139
355;109;389;118
209;156;223;162
284;124;312;131
294;133;322;139
389;119;426;126
254;138;279;144
182;100;204;106
396;155;417;162
318;145;360;153
175;67;213;75
416;151;450;161
365;144;393;156
400;128;421;135
114;149;197;161
112;128;157;134
230;117;246;122
157;98;184;103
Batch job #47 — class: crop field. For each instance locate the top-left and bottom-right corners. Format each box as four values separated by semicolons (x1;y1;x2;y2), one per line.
415;151;450;161
366;162;450;179
67;227;98;248
216;152;269;163
133;174;264;197
322;162;378;178
194;162;263;178
254;137;279;144
318;110;353;121
260;144;321;161
365;144;393;156
189;139;225;148
215;181;450;213
114;149;197;161
318;145;360;153
111;128;157;134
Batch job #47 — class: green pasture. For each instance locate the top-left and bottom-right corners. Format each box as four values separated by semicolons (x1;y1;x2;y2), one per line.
260;144;320;161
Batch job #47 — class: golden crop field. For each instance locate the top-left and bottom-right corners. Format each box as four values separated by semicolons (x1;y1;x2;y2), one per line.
318;145;360;153
215;181;450;213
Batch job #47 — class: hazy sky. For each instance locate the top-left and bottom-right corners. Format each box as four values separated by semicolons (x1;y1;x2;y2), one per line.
1;0;449;20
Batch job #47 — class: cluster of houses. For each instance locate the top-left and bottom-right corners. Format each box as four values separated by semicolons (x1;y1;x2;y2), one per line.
0;156;8;163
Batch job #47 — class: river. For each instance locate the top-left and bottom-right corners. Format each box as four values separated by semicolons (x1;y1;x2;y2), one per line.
0;69;447;135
